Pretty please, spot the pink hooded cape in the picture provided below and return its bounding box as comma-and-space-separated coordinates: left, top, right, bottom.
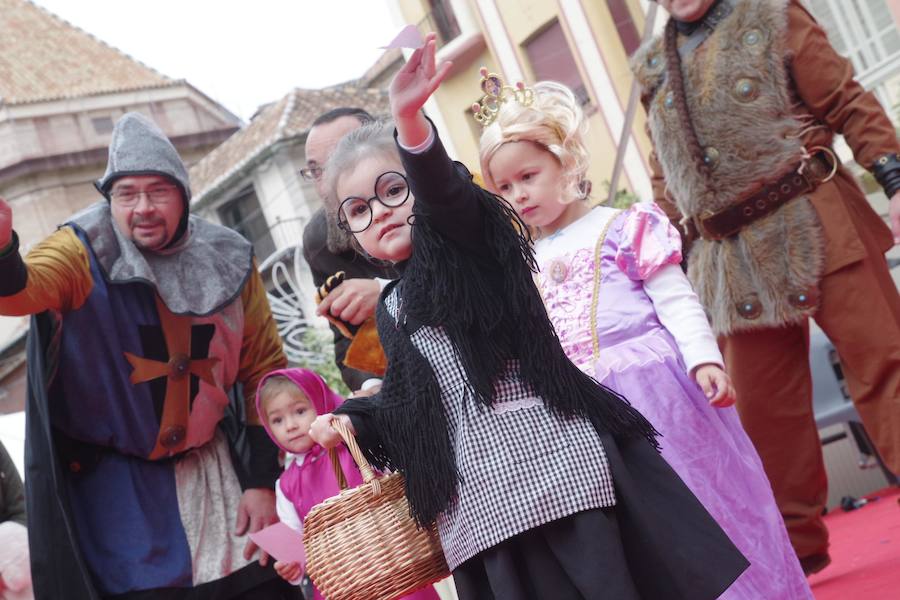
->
255, 368, 364, 522
255, 369, 442, 600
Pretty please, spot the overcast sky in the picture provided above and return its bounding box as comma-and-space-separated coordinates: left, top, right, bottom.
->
31, 0, 402, 121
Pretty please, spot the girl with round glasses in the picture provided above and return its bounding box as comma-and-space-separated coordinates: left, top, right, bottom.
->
308, 33, 748, 599
337, 171, 410, 234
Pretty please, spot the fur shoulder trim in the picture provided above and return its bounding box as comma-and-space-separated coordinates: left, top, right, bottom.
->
630, 35, 665, 100
720, 0, 790, 46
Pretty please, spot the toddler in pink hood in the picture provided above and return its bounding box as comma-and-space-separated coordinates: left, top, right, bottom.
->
256, 368, 440, 599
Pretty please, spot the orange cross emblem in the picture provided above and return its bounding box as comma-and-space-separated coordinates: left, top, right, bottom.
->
124, 296, 220, 459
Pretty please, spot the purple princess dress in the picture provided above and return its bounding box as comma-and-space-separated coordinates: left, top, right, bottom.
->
535, 203, 811, 600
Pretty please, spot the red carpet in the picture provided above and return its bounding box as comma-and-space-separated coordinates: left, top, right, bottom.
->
809, 487, 900, 599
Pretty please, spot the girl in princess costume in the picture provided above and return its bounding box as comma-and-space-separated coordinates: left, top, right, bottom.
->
255, 368, 440, 600
478, 78, 812, 599
308, 34, 749, 599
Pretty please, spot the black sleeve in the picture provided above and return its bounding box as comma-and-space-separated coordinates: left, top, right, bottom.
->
0, 441, 25, 526
302, 216, 330, 290
396, 122, 489, 253
302, 216, 382, 390
0, 232, 28, 297
333, 396, 382, 453
243, 426, 281, 489
219, 385, 280, 490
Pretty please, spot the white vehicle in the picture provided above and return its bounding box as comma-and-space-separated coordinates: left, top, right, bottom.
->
811, 326, 898, 486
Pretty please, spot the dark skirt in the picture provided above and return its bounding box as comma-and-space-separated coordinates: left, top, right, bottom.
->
104, 564, 299, 600
454, 507, 641, 600
452, 434, 749, 600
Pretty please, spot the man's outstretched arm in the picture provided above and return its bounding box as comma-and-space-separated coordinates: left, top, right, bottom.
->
0, 197, 91, 315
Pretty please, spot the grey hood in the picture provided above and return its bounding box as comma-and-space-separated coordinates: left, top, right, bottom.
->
82, 112, 254, 315
95, 112, 191, 201
68, 202, 254, 316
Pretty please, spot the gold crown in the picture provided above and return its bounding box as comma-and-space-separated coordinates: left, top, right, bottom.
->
471, 67, 535, 128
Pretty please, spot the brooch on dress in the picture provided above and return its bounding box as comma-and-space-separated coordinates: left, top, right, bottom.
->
548, 259, 568, 283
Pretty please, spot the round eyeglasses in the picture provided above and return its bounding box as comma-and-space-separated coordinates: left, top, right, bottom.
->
110, 184, 179, 207
338, 171, 410, 233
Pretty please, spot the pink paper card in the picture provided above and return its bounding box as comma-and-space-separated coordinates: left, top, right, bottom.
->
249, 522, 306, 566
381, 24, 425, 49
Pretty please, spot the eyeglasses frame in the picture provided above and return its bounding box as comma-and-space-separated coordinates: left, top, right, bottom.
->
337, 171, 411, 233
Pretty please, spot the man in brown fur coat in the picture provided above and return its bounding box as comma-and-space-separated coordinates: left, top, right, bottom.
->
632, 0, 900, 575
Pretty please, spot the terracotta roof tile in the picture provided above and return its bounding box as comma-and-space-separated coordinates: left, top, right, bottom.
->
190, 83, 390, 204
0, 0, 174, 105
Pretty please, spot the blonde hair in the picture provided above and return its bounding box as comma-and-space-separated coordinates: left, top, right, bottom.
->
479, 81, 590, 204
259, 376, 305, 411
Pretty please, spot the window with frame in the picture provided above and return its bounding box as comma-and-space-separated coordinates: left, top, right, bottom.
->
523, 20, 591, 106
807, 0, 900, 122
606, 0, 641, 56
425, 0, 461, 46
218, 187, 276, 260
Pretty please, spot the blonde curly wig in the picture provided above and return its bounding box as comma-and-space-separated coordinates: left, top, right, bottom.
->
479, 81, 590, 204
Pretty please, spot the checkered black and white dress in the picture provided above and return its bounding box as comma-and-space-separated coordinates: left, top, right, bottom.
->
384, 290, 616, 570
333, 125, 748, 598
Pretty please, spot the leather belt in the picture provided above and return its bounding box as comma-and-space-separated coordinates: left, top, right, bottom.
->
687, 150, 837, 241
54, 427, 179, 476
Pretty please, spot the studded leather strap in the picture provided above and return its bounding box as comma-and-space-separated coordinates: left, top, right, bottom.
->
689, 151, 836, 241
872, 153, 900, 198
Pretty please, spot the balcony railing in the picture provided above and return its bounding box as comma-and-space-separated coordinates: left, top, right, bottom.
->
259, 243, 323, 366
265, 216, 307, 253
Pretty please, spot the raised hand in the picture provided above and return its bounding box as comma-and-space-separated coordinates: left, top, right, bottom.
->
0, 197, 12, 249
389, 32, 453, 148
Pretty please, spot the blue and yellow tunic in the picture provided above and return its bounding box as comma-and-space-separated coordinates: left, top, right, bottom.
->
0, 216, 286, 596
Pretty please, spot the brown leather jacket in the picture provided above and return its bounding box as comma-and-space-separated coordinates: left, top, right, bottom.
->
648, 0, 899, 273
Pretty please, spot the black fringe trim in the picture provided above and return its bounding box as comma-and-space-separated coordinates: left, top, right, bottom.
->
341, 172, 659, 527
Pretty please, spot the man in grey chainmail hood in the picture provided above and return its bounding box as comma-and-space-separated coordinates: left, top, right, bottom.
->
95, 111, 193, 250
0, 112, 296, 598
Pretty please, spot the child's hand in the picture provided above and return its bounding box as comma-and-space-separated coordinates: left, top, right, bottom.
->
350, 383, 382, 398
274, 560, 302, 583
390, 32, 453, 147
308, 413, 355, 448
390, 32, 453, 119
693, 364, 736, 408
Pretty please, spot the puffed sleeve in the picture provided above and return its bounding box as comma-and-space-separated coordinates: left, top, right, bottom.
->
615, 202, 683, 280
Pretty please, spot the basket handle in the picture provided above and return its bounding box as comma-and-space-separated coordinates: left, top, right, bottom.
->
328, 447, 349, 490
328, 417, 382, 496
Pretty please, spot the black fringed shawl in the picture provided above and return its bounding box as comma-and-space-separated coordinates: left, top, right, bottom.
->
336, 126, 659, 527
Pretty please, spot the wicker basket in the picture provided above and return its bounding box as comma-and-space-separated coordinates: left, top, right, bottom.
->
303, 418, 450, 600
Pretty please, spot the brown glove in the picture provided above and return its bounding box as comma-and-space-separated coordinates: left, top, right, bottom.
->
315, 271, 387, 376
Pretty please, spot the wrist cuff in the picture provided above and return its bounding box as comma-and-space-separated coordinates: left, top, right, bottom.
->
872, 153, 900, 198
0, 232, 28, 297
